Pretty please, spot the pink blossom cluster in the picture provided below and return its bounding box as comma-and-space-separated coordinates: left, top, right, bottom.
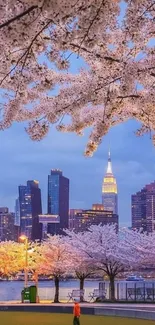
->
0, 0, 154, 155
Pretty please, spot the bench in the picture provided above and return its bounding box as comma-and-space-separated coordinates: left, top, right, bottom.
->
127, 287, 144, 300
88, 288, 106, 302
67, 289, 85, 302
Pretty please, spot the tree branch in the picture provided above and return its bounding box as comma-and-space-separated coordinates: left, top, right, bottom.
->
78, 0, 105, 52
70, 43, 120, 62
117, 94, 140, 99
0, 6, 38, 30
0, 19, 53, 86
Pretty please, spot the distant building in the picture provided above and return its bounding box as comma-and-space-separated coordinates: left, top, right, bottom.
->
39, 214, 60, 238
0, 207, 8, 214
102, 150, 118, 215
74, 205, 118, 232
0, 207, 15, 241
14, 225, 20, 242
92, 204, 104, 211
69, 209, 83, 230
132, 181, 155, 232
15, 198, 20, 226
47, 169, 69, 234
18, 180, 42, 240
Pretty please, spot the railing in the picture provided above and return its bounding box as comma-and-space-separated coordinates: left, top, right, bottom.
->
99, 281, 155, 301
0, 280, 155, 302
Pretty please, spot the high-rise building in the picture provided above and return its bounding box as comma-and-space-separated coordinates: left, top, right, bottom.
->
74, 205, 118, 232
132, 181, 155, 233
102, 150, 118, 214
0, 207, 15, 241
18, 180, 42, 240
47, 169, 69, 234
15, 198, 20, 226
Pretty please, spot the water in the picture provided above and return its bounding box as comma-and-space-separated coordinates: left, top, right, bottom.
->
1, 279, 155, 301
0, 280, 99, 301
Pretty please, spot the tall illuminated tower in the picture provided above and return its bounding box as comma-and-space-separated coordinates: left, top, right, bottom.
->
102, 150, 118, 214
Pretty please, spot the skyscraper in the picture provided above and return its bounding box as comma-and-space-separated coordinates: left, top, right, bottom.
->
102, 150, 118, 214
47, 169, 69, 234
18, 180, 42, 240
0, 207, 15, 241
15, 198, 20, 226
132, 181, 155, 233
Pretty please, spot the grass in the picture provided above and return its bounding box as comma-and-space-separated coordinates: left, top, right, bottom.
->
0, 312, 153, 325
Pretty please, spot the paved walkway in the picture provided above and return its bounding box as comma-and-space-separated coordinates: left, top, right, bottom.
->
1, 302, 155, 320
0, 302, 155, 310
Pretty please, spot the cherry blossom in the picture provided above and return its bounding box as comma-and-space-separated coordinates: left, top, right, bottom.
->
0, 1, 154, 155
120, 228, 155, 273
0, 241, 25, 277
41, 235, 74, 302
65, 225, 138, 300
64, 230, 97, 301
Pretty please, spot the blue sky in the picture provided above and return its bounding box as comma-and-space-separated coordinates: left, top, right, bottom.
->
1, 0, 155, 227
0, 119, 155, 227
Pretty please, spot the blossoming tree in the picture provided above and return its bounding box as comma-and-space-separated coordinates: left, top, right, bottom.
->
42, 235, 73, 303
25, 241, 45, 301
0, 241, 24, 278
120, 228, 155, 274
65, 230, 98, 301
0, 1, 154, 155
66, 224, 137, 301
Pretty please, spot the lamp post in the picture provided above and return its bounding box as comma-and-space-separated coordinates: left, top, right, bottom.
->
19, 235, 28, 288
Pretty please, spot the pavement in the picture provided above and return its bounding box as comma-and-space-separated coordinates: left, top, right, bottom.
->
1, 301, 155, 320
0, 301, 155, 310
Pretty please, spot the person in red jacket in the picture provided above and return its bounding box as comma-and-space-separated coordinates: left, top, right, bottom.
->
73, 299, 81, 325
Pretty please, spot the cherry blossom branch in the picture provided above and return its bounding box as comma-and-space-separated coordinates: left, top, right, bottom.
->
0, 20, 53, 85
0, 6, 38, 30
78, 0, 105, 51
70, 42, 121, 62
117, 94, 141, 99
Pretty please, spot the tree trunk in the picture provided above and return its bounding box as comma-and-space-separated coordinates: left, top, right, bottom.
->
35, 272, 40, 303
79, 277, 84, 302
109, 275, 115, 301
54, 276, 59, 303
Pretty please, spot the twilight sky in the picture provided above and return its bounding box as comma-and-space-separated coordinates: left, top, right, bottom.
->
0, 1, 155, 227
0, 119, 155, 227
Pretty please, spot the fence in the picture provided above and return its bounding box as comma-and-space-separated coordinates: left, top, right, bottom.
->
0, 280, 155, 302
99, 281, 155, 301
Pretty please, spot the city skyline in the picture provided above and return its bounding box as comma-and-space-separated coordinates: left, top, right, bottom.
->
0, 120, 155, 227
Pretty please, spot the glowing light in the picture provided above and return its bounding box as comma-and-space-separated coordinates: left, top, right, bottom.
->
34, 180, 39, 184
19, 235, 28, 241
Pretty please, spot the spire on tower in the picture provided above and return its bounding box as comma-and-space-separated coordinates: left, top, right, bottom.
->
102, 148, 118, 215
106, 149, 113, 174
108, 148, 111, 161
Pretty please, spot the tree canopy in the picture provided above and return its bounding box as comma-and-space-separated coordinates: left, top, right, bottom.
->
0, 1, 154, 155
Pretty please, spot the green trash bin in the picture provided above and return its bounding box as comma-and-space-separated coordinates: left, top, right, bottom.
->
21, 287, 30, 303
29, 285, 37, 303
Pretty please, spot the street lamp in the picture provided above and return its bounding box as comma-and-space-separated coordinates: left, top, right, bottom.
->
19, 235, 28, 288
